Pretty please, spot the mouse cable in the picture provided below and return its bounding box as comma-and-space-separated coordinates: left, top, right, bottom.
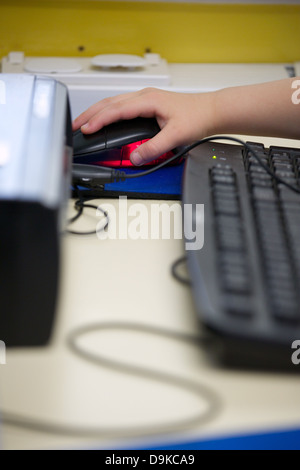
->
171, 255, 191, 286
72, 135, 300, 195
1, 321, 222, 440
65, 185, 109, 236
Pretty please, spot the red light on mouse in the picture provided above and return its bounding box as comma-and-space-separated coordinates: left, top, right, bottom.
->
93, 140, 182, 168
121, 140, 177, 167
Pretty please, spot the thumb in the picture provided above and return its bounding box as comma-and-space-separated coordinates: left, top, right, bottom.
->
130, 129, 176, 166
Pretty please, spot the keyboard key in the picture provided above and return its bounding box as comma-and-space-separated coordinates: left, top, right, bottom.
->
212, 163, 233, 172
219, 251, 248, 268
252, 187, 277, 201
273, 162, 293, 172
251, 179, 273, 189
220, 266, 252, 294
223, 293, 254, 317
271, 297, 300, 324
211, 174, 235, 185
248, 165, 268, 175
213, 197, 240, 216
213, 188, 238, 200
278, 185, 300, 202
270, 152, 291, 162
216, 229, 245, 252
222, 274, 251, 295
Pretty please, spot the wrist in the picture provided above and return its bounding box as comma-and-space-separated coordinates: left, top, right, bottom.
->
196, 90, 222, 138
208, 87, 232, 136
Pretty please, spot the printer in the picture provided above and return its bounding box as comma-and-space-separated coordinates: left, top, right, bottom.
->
0, 74, 72, 347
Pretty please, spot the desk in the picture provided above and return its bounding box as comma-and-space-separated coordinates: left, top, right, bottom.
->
0, 136, 300, 450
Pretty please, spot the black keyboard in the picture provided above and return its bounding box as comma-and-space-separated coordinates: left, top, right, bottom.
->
182, 140, 300, 370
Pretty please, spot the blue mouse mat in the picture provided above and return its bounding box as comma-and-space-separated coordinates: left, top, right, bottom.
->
71, 162, 185, 200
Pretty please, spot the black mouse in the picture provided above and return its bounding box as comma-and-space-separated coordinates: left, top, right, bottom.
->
73, 117, 163, 167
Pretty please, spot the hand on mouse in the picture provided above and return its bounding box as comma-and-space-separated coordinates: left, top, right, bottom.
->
72, 88, 217, 166
72, 78, 300, 166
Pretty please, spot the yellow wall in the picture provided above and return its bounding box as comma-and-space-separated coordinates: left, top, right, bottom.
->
0, 1, 299, 63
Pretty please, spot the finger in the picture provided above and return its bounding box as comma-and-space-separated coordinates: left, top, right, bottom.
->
72, 92, 138, 131
72, 100, 110, 131
81, 92, 159, 134
130, 124, 183, 166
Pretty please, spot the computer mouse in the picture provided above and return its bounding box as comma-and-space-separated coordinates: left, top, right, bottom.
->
72, 117, 177, 167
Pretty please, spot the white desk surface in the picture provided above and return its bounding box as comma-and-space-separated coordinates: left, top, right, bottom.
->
1, 136, 300, 450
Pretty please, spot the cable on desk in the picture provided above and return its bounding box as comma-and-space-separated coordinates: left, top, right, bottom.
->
171, 255, 191, 286
66, 185, 109, 236
1, 322, 222, 439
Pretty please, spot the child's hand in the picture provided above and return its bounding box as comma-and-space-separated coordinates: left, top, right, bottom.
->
72, 78, 300, 165
72, 88, 216, 166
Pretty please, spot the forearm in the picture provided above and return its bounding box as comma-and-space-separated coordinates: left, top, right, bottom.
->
212, 78, 300, 140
